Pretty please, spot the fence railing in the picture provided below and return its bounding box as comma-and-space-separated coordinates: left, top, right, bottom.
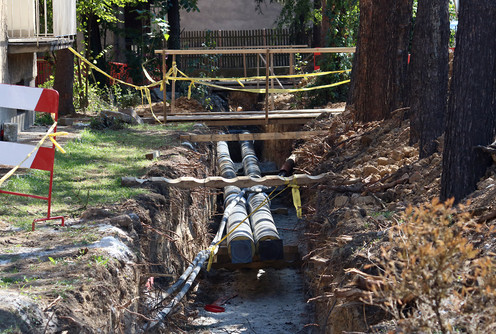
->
179, 28, 310, 75
6, 0, 76, 39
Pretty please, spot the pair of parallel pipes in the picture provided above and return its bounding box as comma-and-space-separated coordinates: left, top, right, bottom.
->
217, 138, 283, 263
147, 136, 286, 327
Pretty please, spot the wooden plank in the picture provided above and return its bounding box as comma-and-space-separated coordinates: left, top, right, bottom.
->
121, 172, 330, 189
212, 245, 301, 270
155, 47, 356, 56
165, 108, 344, 116
179, 131, 327, 142
165, 112, 329, 121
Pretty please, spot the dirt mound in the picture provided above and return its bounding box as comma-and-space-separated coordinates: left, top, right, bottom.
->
295, 108, 496, 332
134, 97, 206, 119
0, 138, 214, 333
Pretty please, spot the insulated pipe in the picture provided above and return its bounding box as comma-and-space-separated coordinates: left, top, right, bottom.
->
247, 192, 283, 260
226, 196, 255, 263
147, 189, 247, 330
217, 140, 237, 179
240, 139, 262, 178
279, 153, 296, 177
217, 140, 255, 263
240, 138, 283, 261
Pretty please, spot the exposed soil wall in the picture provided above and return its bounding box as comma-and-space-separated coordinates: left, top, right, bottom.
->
0, 143, 216, 333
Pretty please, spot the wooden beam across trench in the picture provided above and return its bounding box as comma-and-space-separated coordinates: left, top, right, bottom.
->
121, 173, 329, 189
180, 130, 326, 143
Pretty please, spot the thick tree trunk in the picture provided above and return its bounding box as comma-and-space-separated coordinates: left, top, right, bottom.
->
167, 0, 180, 70
53, 48, 75, 116
348, 0, 413, 122
168, 0, 181, 50
408, 0, 450, 157
440, 0, 496, 202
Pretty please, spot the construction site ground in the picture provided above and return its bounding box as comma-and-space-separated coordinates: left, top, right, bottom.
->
1, 94, 496, 333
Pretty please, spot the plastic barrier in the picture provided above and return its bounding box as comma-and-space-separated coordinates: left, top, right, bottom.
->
0, 84, 64, 230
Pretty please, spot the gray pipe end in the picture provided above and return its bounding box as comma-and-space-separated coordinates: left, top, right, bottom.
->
258, 239, 284, 261
230, 239, 254, 263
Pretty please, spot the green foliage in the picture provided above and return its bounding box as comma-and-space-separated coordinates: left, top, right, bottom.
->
368, 198, 496, 333
0, 126, 179, 228
34, 112, 55, 126
188, 34, 220, 111
90, 255, 109, 267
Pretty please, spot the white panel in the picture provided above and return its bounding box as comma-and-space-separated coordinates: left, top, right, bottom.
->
53, 0, 77, 36
0, 142, 37, 168
6, 0, 36, 38
0, 84, 43, 111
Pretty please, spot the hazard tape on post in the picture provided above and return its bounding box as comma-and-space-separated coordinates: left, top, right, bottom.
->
0, 123, 67, 188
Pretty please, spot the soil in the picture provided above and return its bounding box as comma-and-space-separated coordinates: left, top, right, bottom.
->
293, 108, 496, 332
0, 123, 214, 333
3, 93, 496, 333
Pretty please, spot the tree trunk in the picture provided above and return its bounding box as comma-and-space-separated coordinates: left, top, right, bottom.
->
348, 0, 413, 122
408, 0, 450, 157
0, 0, 9, 83
87, 14, 106, 86
168, 0, 181, 50
53, 48, 75, 117
167, 0, 180, 69
440, 0, 496, 202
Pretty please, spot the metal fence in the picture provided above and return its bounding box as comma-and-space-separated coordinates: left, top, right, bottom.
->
179, 28, 310, 75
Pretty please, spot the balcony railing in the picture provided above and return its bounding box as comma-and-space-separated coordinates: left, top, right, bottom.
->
7, 0, 76, 40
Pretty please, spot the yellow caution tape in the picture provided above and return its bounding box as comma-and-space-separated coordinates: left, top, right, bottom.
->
288, 179, 302, 219
0, 122, 66, 187
68, 47, 163, 124
69, 46, 350, 120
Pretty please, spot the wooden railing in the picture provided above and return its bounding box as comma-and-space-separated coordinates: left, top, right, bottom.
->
155, 47, 356, 123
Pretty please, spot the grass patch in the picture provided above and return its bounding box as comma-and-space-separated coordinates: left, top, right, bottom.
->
0, 124, 189, 229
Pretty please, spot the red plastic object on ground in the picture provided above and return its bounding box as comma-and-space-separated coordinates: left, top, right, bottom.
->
204, 294, 238, 313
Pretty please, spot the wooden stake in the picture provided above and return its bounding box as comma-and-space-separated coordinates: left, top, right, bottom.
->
265, 49, 270, 124
162, 52, 167, 123
171, 54, 176, 115
270, 53, 275, 111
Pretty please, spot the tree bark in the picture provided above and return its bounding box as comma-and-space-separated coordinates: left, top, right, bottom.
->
53, 49, 75, 117
348, 0, 413, 122
440, 0, 496, 202
168, 0, 181, 50
408, 0, 450, 157
87, 13, 106, 86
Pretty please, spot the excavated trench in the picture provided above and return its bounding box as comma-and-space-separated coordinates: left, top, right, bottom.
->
135, 126, 314, 333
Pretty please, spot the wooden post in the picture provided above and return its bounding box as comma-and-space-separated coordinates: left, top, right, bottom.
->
171, 54, 176, 115
270, 53, 275, 110
265, 49, 270, 124
257, 53, 260, 90
243, 53, 247, 78
162, 51, 167, 123
289, 52, 295, 87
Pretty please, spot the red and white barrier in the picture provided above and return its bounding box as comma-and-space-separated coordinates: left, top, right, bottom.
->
0, 83, 64, 230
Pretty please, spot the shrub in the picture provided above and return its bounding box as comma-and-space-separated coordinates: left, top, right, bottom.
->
368, 198, 496, 333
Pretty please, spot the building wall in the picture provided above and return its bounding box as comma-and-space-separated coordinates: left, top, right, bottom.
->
180, 0, 282, 31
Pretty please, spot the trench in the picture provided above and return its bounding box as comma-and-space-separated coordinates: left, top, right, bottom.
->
142, 123, 314, 333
